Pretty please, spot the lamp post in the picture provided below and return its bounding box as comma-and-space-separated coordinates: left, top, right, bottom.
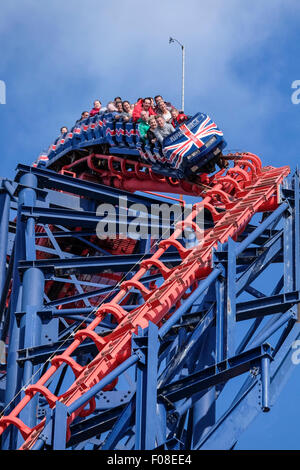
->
169, 37, 185, 112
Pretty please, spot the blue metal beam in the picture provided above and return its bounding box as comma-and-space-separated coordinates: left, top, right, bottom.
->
236, 232, 283, 296
133, 322, 159, 450
21, 206, 175, 233
15, 164, 182, 209
18, 252, 182, 276
197, 322, 300, 450
236, 290, 300, 320
158, 344, 273, 404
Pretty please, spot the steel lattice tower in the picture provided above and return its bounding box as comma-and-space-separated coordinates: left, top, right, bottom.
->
0, 151, 299, 450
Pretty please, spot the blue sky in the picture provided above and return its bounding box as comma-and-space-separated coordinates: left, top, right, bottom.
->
1, 0, 300, 449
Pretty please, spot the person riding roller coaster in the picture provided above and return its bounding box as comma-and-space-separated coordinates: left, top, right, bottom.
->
36, 96, 229, 181
138, 112, 228, 179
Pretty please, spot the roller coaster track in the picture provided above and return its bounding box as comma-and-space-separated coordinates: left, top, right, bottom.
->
0, 151, 290, 449
49, 151, 217, 197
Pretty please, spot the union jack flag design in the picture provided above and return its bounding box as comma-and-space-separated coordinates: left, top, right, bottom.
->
163, 113, 223, 170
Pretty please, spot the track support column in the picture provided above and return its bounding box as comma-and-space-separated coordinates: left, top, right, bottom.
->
133, 322, 159, 450
53, 401, 68, 450
215, 238, 236, 361
17, 173, 45, 442
260, 355, 270, 412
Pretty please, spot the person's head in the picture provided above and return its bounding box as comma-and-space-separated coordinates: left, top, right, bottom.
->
93, 100, 101, 109
60, 126, 68, 134
158, 101, 167, 112
155, 95, 163, 105
171, 108, 179, 119
107, 101, 117, 112
116, 101, 123, 112
142, 97, 152, 111
156, 116, 165, 128
81, 111, 89, 119
122, 100, 131, 113
114, 96, 122, 103
140, 110, 149, 122
149, 116, 157, 129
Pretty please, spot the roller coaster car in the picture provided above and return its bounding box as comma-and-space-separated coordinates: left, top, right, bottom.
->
149, 112, 227, 180
37, 111, 227, 182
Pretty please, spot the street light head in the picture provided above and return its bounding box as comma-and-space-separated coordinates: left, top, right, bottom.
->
169, 37, 174, 44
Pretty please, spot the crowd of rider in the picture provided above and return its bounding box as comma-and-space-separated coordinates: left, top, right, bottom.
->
59, 95, 190, 147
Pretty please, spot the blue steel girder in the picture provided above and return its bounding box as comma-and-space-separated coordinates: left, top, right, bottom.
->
236, 291, 300, 320
197, 319, 300, 449
17, 252, 182, 277
14, 164, 185, 210
157, 343, 273, 405
21, 205, 177, 233
42, 273, 162, 309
